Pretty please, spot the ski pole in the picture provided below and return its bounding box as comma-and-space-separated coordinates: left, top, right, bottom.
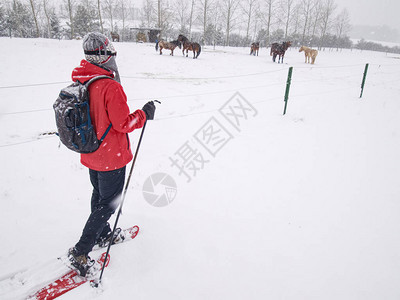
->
92, 122, 146, 287
93, 101, 160, 288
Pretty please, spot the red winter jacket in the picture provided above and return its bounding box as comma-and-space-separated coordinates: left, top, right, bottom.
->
71, 60, 146, 171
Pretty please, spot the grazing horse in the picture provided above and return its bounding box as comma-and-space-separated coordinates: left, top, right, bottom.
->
299, 46, 318, 64
270, 41, 292, 63
250, 42, 260, 56
155, 40, 181, 56
177, 34, 201, 59
111, 32, 120, 42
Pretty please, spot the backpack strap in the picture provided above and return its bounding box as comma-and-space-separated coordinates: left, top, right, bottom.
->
100, 123, 113, 143
85, 75, 114, 144
85, 75, 113, 88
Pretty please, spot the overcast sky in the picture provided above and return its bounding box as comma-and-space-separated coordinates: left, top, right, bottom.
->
334, 0, 400, 30
52, 0, 400, 31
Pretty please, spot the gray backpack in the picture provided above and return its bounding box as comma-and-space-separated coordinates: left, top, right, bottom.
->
53, 76, 112, 153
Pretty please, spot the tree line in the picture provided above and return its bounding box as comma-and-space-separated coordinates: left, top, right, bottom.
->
0, 0, 399, 54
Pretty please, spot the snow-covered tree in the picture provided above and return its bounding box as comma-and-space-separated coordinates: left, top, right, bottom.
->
0, 3, 8, 36
8, 0, 34, 38
28, 0, 40, 37
73, 3, 99, 38
62, 0, 76, 39
43, 0, 61, 39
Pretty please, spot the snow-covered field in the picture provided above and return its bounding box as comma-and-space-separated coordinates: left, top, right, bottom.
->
0, 37, 400, 299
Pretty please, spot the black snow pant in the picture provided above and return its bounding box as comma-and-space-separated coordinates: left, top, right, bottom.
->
75, 166, 126, 255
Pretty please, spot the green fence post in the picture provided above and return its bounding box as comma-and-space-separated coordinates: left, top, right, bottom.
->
360, 63, 369, 98
283, 67, 293, 115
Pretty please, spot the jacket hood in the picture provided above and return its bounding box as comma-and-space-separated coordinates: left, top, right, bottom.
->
71, 60, 114, 84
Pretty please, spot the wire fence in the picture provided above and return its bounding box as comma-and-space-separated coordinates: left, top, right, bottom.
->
0, 62, 399, 148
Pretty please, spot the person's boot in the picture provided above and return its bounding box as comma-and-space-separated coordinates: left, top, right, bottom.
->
96, 228, 126, 248
67, 247, 95, 277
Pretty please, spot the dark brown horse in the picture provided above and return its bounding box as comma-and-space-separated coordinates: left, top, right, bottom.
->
184, 42, 201, 59
270, 41, 292, 63
155, 40, 181, 56
250, 42, 260, 56
177, 34, 201, 59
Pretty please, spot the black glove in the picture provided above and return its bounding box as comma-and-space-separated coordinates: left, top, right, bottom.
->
142, 101, 156, 120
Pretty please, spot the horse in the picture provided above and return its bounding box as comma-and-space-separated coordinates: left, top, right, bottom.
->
155, 40, 181, 56
111, 32, 120, 42
177, 34, 189, 53
177, 34, 201, 59
299, 46, 318, 64
250, 42, 260, 56
184, 42, 201, 59
270, 41, 292, 63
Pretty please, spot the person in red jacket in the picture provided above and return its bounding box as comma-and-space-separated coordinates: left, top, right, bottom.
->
67, 32, 156, 276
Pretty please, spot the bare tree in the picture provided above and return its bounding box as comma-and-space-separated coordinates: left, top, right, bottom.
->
319, 0, 337, 49
260, 0, 276, 46
299, 0, 314, 44
198, 0, 213, 43
241, 0, 258, 43
201, 0, 222, 46
156, 0, 174, 38
222, 0, 240, 46
211, 1, 223, 48
140, 0, 155, 27
279, 0, 295, 39
310, 0, 322, 37
157, 0, 161, 29
252, 14, 260, 42
104, 0, 117, 33
174, 0, 189, 32
334, 8, 351, 50
29, 0, 40, 37
97, 0, 104, 33
117, 0, 131, 41
188, 0, 195, 39
290, 3, 301, 36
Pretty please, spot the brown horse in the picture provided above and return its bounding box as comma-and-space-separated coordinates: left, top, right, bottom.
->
155, 40, 181, 56
184, 42, 201, 59
177, 34, 201, 59
270, 41, 292, 63
111, 32, 120, 42
299, 46, 318, 64
250, 42, 260, 56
